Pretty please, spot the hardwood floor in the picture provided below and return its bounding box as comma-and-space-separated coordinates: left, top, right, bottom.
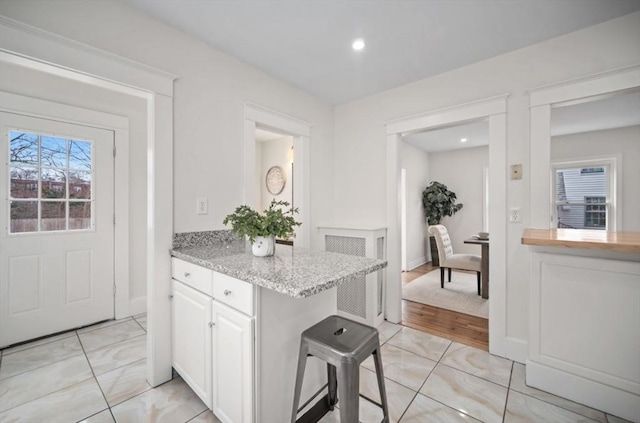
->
401, 262, 489, 351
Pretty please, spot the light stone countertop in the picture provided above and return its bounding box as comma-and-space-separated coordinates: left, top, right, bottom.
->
170, 237, 387, 298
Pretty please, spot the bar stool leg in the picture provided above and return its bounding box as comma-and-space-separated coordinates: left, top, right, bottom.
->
372, 348, 390, 423
337, 362, 360, 423
291, 342, 309, 423
327, 364, 337, 410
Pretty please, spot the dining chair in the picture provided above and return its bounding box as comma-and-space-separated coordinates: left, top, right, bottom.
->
428, 225, 482, 295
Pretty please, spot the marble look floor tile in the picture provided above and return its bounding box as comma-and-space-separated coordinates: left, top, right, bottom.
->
0, 335, 83, 380
505, 390, 601, 423
0, 354, 92, 412
0, 378, 107, 423
606, 415, 633, 423
188, 410, 223, 423
400, 393, 481, 422
77, 317, 133, 335
96, 359, 151, 406
387, 327, 451, 362
134, 314, 148, 331
359, 366, 416, 423
440, 342, 513, 387
361, 344, 436, 391
78, 409, 116, 423
1, 331, 76, 356
87, 334, 146, 375
510, 363, 607, 423
420, 364, 507, 423
377, 320, 402, 345
79, 320, 146, 352
111, 377, 207, 423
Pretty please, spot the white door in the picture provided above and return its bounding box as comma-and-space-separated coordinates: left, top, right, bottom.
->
171, 279, 212, 408
212, 300, 254, 423
0, 112, 115, 347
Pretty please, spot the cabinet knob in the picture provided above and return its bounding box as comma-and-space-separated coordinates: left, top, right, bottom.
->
224, 290, 232, 296
169, 294, 173, 299
209, 322, 215, 327
184, 272, 190, 277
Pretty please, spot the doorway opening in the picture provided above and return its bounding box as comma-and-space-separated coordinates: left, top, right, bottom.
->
385, 94, 508, 357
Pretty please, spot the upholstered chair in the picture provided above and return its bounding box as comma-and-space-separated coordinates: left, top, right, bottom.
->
428, 225, 482, 295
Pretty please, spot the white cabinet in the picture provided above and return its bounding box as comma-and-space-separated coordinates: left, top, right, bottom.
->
212, 300, 254, 423
171, 279, 212, 408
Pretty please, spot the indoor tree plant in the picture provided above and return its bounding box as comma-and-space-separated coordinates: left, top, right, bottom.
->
422, 181, 463, 266
223, 199, 301, 257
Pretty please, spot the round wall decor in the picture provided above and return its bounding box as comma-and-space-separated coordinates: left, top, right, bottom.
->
265, 166, 286, 195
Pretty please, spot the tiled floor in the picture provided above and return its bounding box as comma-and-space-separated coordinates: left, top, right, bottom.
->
0, 317, 630, 423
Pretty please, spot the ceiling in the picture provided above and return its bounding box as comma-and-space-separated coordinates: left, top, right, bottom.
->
119, 0, 640, 105
404, 89, 640, 153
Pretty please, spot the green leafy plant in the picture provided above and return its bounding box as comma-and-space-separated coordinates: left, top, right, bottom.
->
422, 181, 463, 226
223, 200, 301, 243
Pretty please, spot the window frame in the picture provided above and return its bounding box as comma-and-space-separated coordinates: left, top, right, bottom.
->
551, 156, 619, 231
7, 128, 95, 235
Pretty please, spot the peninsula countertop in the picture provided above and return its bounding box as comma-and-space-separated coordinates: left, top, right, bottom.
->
521, 228, 640, 254
170, 234, 387, 298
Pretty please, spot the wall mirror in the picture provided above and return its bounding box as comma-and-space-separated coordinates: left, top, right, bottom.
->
529, 65, 640, 231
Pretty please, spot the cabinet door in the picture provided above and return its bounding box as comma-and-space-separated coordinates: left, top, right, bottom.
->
171, 280, 212, 408
212, 300, 254, 423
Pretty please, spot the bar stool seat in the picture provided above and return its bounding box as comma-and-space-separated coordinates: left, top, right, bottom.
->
291, 315, 390, 423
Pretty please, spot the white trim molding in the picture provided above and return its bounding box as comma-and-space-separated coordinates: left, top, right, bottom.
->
385, 94, 509, 358
0, 17, 177, 387
243, 103, 312, 248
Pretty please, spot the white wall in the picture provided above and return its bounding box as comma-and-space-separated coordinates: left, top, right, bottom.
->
428, 146, 488, 255
0, 0, 335, 312
399, 142, 429, 270
260, 136, 293, 212
333, 12, 640, 354
0, 0, 335, 244
552, 125, 640, 232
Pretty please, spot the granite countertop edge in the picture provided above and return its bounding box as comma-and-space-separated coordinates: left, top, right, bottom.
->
170, 243, 387, 298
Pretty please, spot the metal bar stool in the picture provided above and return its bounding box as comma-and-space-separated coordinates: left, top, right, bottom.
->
291, 315, 390, 423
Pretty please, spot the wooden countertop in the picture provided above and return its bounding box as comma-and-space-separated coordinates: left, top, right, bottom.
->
522, 229, 640, 253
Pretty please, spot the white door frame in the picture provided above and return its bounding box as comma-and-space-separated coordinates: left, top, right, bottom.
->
244, 103, 311, 247
529, 64, 640, 229
0, 17, 177, 387
0, 91, 129, 319
385, 94, 509, 357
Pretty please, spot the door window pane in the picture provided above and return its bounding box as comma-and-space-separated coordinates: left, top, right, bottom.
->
69, 171, 91, 199
10, 201, 38, 233
40, 136, 68, 168
41, 202, 66, 231
69, 140, 92, 170
41, 168, 66, 199
9, 131, 38, 165
10, 166, 38, 198
69, 202, 91, 230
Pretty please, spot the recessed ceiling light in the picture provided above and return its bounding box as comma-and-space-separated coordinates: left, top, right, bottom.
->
352, 39, 365, 51
460, 138, 468, 143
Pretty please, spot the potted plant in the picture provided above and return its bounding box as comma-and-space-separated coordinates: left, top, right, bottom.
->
223, 200, 301, 257
422, 181, 463, 266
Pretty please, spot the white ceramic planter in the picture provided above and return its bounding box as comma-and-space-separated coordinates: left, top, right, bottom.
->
252, 236, 275, 257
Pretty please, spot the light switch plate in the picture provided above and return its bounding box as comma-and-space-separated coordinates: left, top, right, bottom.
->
196, 197, 208, 215
510, 164, 523, 180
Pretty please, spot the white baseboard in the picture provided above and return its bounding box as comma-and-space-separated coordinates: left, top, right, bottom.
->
505, 337, 528, 364
407, 256, 427, 271
526, 360, 639, 422
129, 296, 147, 316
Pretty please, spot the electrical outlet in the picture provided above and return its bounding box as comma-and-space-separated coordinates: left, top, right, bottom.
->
510, 164, 523, 180
196, 197, 208, 215
510, 207, 522, 223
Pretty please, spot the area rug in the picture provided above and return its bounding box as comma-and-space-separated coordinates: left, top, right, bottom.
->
402, 269, 488, 318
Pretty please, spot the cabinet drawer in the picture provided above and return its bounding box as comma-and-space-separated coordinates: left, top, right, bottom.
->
172, 258, 213, 297
213, 272, 254, 316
